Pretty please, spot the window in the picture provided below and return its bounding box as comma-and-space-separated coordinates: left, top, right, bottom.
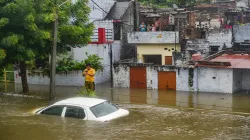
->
65, 106, 85, 119
90, 101, 119, 118
41, 106, 64, 116
201, 31, 206, 39
210, 46, 219, 55
114, 23, 121, 40
143, 55, 162, 65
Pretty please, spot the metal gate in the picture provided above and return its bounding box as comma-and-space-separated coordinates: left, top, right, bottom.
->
0, 70, 14, 83
158, 71, 176, 90
130, 67, 147, 89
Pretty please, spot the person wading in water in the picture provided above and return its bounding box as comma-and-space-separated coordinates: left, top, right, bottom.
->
82, 64, 96, 92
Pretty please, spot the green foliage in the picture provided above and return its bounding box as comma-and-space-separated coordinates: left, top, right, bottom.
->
0, 0, 93, 92
56, 54, 103, 73
0, 0, 93, 66
77, 87, 96, 97
188, 68, 194, 90
83, 53, 103, 71
0, 49, 6, 63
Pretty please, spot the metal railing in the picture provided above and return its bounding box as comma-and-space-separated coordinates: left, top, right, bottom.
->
90, 28, 114, 42
0, 69, 14, 83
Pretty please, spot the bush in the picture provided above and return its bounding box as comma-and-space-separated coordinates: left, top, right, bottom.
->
56, 53, 103, 73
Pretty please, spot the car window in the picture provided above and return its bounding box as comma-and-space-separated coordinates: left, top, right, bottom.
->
90, 101, 119, 118
65, 106, 85, 119
41, 106, 64, 116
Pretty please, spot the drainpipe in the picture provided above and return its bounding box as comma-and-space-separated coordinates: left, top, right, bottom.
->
196, 66, 199, 92
110, 43, 114, 102
110, 44, 113, 88
175, 28, 177, 66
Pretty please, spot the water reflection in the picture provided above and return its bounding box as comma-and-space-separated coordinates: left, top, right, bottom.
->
0, 95, 250, 140
1, 83, 250, 113
1, 84, 250, 139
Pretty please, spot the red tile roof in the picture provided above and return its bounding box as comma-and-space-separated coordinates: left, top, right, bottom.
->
197, 53, 250, 69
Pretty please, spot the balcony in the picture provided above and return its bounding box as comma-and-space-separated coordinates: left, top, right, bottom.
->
89, 28, 114, 44
127, 31, 179, 44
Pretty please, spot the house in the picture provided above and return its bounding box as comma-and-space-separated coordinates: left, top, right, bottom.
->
126, 6, 186, 65
182, 2, 237, 62
128, 31, 180, 65
177, 51, 250, 93
104, 0, 139, 59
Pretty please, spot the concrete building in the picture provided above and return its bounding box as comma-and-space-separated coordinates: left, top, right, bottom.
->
185, 29, 232, 61
87, 0, 115, 22
127, 31, 180, 65
177, 51, 250, 93
105, 0, 139, 59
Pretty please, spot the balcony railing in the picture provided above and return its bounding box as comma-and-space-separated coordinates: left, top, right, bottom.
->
90, 28, 114, 44
127, 31, 179, 44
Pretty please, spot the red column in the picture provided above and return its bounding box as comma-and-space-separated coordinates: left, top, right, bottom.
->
98, 28, 106, 44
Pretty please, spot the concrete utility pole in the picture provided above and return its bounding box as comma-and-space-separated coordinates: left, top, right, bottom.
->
50, 0, 71, 100
50, 0, 58, 100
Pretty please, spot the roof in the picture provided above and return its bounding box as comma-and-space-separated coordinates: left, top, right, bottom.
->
197, 52, 250, 69
54, 97, 106, 107
105, 1, 132, 20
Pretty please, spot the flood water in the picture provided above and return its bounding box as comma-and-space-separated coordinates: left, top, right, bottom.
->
0, 83, 250, 139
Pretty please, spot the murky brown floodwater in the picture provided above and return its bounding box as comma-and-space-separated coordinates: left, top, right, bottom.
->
0, 83, 250, 139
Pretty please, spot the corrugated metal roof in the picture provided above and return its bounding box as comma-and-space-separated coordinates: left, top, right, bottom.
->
197, 53, 250, 69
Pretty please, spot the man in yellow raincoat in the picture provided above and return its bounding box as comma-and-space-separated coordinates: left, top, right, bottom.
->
82, 64, 96, 91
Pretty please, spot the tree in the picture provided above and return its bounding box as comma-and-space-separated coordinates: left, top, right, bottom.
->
0, 0, 93, 93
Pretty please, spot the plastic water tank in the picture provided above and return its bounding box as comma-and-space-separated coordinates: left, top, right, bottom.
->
192, 54, 202, 61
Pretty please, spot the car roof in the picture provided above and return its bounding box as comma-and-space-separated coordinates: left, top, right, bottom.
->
53, 97, 107, 107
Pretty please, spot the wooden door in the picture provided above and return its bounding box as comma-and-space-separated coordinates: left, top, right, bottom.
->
130, 67, 146, 89
165, 56, 172, 65
158, 71, 176, 90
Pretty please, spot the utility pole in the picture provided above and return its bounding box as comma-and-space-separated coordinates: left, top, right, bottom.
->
50, 0, 59, 101
49, 0, 71, 100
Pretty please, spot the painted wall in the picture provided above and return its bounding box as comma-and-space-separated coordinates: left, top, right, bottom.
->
177, 67, 250, 93
233, 69, 242, 92
112, 64, 244, 94
137, 44, 181, 65
92, 20, 114, 42
146, 66, 158, 89
15, 42, 122, 86
88, 0, 115, 22
113, 64, 130, 88
113, 64, 177, 89
197, 67, 233, 93
176, 68, 198, 92
207, 30, 232, 48
186, 29, 232, 60
127, 31, 179, 44
233, 24, 250, 43
241, 69, 250, 90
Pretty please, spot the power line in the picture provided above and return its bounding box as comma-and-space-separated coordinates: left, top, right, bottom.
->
90, 0, 134, 27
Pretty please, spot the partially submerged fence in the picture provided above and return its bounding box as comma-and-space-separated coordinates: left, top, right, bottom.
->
0, 69, 14, 83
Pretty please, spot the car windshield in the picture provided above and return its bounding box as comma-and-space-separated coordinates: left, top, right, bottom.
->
90, 101, 119, 118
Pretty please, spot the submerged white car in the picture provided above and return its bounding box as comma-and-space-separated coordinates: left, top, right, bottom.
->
35, 97, 129, 122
